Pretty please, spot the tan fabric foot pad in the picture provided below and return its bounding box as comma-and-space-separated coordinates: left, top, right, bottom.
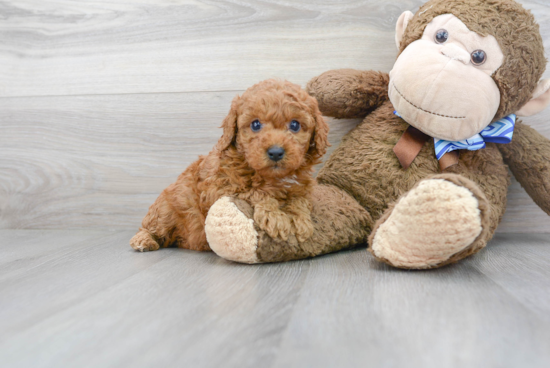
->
370, 178, 484, 269
205, 196, 260, 264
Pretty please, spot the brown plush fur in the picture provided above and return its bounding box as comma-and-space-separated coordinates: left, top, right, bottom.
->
306, 69, 390, 119
400, 0, 547, 121
498, 122, 550, 215
229, 0, 549, 268
317, 100, 510, 227
229, 184, 373, 263
130, 79, 329, 252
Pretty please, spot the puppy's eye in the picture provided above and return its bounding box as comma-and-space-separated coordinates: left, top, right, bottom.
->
471, 50, 487, 65
435, 29, 449, 44
250, 119, 262, 132
289, 120, 301, 133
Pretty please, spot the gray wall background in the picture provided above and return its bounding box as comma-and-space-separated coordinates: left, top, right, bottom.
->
1, 0, 549, 232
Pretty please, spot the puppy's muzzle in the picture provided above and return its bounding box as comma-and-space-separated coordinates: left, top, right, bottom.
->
267, 145, 285, 162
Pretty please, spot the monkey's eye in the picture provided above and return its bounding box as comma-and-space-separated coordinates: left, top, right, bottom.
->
250, 119, 263, 132
471, 50, 487, 66
435, 29, 449, 44
289, 120, 301, 133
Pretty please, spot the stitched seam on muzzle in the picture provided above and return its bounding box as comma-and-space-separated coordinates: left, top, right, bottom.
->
393, 83, 466, 119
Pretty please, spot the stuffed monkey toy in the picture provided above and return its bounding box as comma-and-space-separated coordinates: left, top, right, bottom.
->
205, 0, 550, 269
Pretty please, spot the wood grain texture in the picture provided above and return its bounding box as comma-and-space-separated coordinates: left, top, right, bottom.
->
0, 230, 309, 368
1, 230, 549, 367
0, 0, 424, 97
0, 229, 107, 278
1, 93, 549, 231
470, 233, 550, 322
0, 0, 547, 97
275, 251, 550, 368
0, 0, 549, 231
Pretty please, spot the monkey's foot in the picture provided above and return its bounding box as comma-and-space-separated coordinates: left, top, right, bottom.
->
130, 230, 160, 252
205, 197, 260, 264
369, 176, 489, 269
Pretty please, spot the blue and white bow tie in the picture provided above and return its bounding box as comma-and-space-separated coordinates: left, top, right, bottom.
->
393, 111, 516, 160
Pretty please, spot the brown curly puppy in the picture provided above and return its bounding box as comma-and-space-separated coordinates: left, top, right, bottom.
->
130, 79, 329, 252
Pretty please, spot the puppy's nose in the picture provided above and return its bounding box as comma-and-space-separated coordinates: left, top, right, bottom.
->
267, 146, 285, 162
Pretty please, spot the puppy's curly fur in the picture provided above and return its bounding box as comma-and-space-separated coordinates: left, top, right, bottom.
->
130, 79, 329, 252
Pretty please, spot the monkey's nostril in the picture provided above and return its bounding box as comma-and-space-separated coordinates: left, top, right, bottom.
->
267, 146, 285, 162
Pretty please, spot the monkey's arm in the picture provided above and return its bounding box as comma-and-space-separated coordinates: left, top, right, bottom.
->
306, 69, 390, 119
498, 121, 550, 215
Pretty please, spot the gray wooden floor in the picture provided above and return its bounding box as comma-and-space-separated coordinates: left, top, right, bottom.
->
1, 1, 550, 367
1, 230, 549, 368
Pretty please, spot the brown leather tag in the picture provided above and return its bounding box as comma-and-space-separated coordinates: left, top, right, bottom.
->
439, 151, 459, 171
393, 126, 430, 169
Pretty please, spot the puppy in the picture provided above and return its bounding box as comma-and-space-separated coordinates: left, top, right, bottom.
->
130, 79, 329, 252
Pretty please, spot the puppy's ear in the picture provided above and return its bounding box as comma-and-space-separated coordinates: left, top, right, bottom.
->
216, 97, 240, 151
307, 105, 330, 161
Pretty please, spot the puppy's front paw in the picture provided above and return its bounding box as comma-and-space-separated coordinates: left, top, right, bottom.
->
254, 208, 292, 241
292, 215, 314, 243
130, 230, 160, 252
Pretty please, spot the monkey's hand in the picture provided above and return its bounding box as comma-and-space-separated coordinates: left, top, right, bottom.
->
499, 121, 550, 215
306, 69, 389, 119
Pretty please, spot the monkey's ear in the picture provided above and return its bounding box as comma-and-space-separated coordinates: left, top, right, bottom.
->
216, 98, 240, 151
517, 79, 550, 117
395, 11, 414, 50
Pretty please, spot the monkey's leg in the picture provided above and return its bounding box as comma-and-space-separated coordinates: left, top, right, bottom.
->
368, 173, 505, 269
204, 184, 373, 264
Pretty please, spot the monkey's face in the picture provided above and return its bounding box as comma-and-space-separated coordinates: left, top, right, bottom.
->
389, 14, 504, 141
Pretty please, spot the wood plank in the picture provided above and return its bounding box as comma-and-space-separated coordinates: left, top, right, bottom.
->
469, 233, 550, 322
0, 229, 107, 277
0, 92, 231, 229
274, 248, 550, 368
0, 230, 309, 368
1, 0, 548, 98
1, 93, 549, 231
1, 231, 549, 367
0, 231, 172, 338
500, 181, 550, 233
0, 0, 423, 97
